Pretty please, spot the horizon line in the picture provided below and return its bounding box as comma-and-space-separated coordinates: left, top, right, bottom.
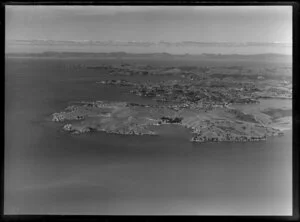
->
6, 39, 293, 47
5, 51, 293, 57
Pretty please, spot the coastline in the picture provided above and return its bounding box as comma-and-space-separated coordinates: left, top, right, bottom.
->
50, 100, 292, 144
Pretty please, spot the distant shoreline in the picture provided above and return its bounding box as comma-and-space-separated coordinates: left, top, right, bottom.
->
5, 52, 292, 62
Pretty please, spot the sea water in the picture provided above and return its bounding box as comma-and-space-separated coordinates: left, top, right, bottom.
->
5, 58, 292, 215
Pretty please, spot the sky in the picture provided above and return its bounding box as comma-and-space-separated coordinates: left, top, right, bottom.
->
5, 5, 292, 43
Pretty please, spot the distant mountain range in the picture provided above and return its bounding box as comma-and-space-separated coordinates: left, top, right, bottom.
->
7, 39, 292, 47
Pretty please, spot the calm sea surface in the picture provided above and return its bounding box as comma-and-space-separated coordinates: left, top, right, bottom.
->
5, 58, 292, 215
6, 44, 292, 55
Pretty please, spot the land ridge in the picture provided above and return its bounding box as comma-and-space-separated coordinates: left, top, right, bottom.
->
5, 51, 292, 60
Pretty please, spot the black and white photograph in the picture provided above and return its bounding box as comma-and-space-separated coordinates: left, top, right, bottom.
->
4, 5, 293, 215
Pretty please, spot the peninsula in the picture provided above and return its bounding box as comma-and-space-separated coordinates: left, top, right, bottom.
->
49, 53, 292, 143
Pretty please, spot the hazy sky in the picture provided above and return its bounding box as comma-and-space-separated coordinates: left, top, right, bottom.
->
6, 5, 292, 43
